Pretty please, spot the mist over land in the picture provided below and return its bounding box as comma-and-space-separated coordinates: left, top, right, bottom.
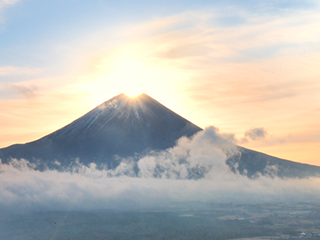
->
1, 94, 320, 240
1, 127, 320, 213
1, 128, 320, 240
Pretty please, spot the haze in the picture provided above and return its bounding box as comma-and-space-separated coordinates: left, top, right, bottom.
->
2, 127, 320, 213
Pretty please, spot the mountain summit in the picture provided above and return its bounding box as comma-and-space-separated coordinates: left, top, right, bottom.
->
0, 93, 201, 168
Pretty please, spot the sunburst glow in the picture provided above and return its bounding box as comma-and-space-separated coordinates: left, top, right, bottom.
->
112, 60, 150, 97
77, 52, 191, 107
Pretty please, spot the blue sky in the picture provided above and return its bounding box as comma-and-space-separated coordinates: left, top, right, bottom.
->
1, 0, 317, 69
0, 0, 320, 165
0, 0, 316, 63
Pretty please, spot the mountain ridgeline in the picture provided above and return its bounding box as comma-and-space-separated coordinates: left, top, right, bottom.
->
0, 94, 201, 169
0, 93, 319, 178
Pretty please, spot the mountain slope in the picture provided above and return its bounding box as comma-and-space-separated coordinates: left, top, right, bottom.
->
0, 93, 201, 169
227, 147, 320, 178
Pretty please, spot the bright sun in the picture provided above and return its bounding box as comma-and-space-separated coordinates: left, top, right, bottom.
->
86, 55, 189, 106
123, 91, 142, 98
114, 61, 149, 97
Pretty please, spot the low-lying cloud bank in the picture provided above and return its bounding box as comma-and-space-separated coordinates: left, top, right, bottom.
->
1, 127, 320, 212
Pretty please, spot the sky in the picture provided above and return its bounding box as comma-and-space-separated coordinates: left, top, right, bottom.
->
0, 0, 319, 166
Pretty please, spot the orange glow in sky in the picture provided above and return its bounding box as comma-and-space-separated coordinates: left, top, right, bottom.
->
0, 5, 320, 166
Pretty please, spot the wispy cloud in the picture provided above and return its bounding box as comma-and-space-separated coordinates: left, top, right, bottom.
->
0, 66, 42, 77
241, 127, 268, 143
0, 0, 18, 8
0, 67, 42, 99
0, 0, 19, 23
0, 83, 37, 99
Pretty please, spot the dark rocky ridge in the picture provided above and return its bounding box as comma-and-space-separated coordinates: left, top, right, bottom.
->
0, 93, 319, 178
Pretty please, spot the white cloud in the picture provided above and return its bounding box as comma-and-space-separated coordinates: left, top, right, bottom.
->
0, 0, 18, 7
0, 127, 320, 213
0, 66, 41, 76
0, 0, 19, 24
